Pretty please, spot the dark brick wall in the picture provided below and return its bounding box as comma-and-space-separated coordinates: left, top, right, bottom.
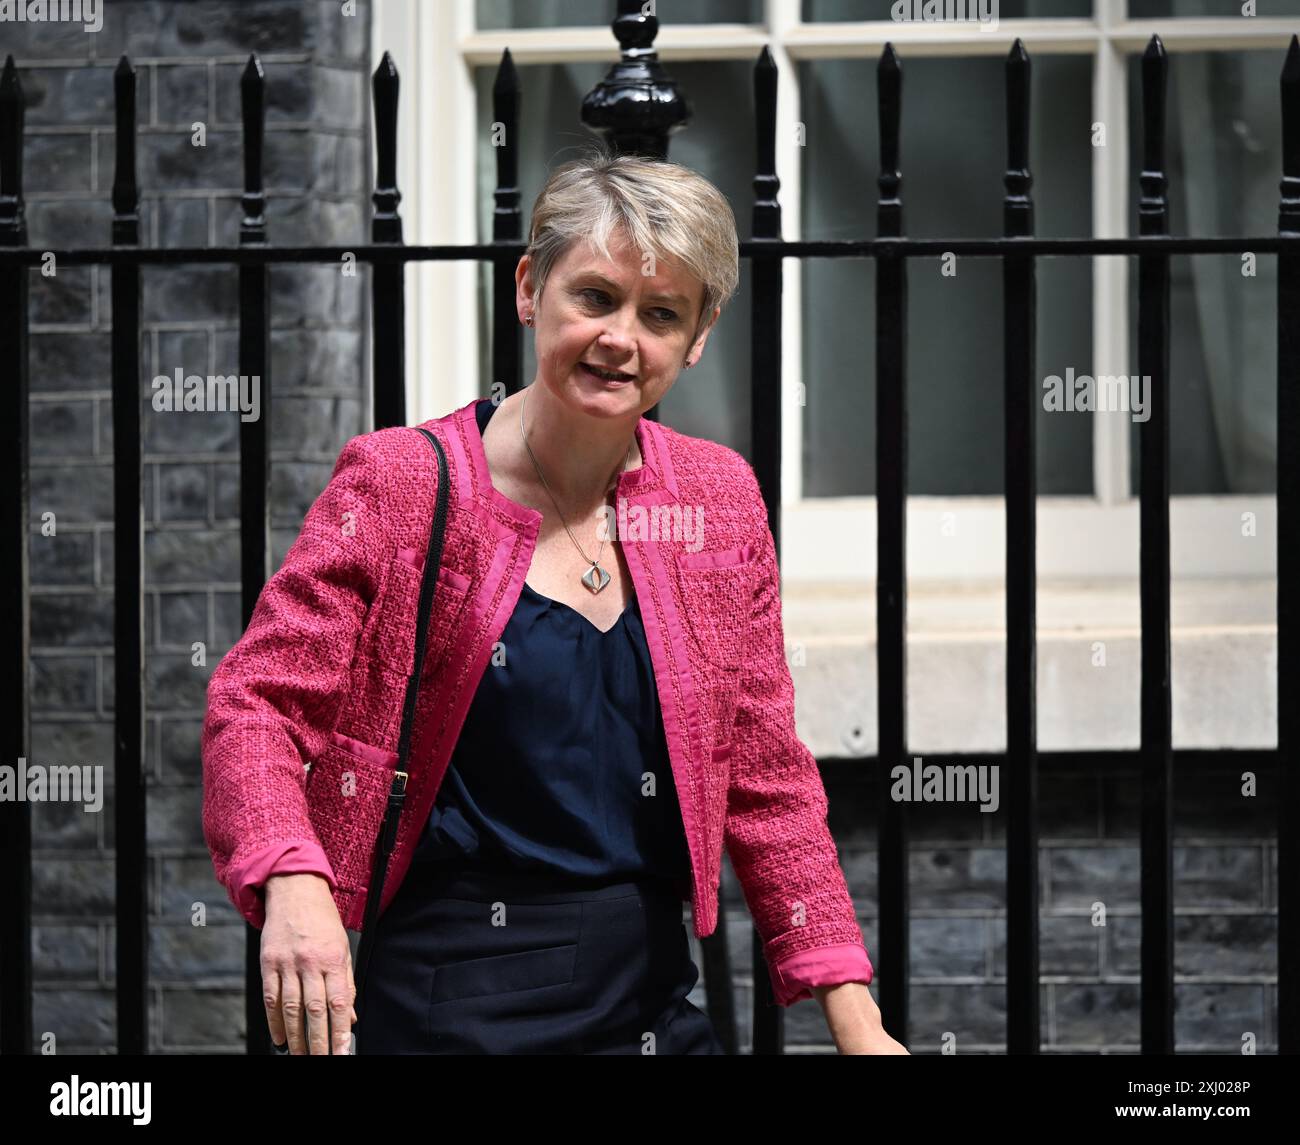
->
716, 762, 1278, 1054
13, 0, 372, 1052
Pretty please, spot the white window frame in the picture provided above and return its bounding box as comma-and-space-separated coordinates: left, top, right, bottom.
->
377, 0, 1288, 582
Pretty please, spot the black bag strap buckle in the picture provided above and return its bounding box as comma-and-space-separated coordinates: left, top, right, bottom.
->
379, 771, 409, 854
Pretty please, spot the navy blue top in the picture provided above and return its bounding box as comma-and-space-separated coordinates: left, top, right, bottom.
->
411, 398, 692, 891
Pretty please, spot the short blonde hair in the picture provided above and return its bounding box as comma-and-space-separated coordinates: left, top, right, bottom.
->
524, 146, 740, 348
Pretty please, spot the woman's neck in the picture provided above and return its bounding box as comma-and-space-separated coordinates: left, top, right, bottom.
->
500, 384, 642, 509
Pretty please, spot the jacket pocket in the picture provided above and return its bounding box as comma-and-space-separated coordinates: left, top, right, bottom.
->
372, 546, 472, 678
304, 731, 400, 894
674, 543, 756, 671
676, 542, 755, 572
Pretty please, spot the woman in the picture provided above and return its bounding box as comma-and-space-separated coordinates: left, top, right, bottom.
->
201, 148, 907, 1055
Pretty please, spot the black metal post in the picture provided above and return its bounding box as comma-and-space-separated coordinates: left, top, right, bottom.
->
1002, 38, 1040, 1056
238, 53, 274, 1056
875, 42, 910, 1049
1136, 35, 1175, 1056
747, 44, 783, 1058
0, 52, 32, 1057
110, 54, 147, 1056
1277, 33, 1299, 1056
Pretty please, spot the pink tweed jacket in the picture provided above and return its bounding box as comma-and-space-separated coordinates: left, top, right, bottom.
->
200, 397, 873, 1007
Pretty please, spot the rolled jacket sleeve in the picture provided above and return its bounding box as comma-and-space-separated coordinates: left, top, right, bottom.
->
771, 943, 875, 1008
231, 840, 339, 927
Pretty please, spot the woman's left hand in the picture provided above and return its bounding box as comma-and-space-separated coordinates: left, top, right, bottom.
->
813, 981, 911, 1054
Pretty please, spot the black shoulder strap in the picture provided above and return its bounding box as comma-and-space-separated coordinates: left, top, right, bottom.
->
353, 426, 450, 1029
396, 427, 451, 767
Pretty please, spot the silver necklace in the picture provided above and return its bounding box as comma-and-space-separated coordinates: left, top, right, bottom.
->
519, 386, 633, 595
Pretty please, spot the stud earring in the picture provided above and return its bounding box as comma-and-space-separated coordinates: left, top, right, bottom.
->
524, 313, 534, 327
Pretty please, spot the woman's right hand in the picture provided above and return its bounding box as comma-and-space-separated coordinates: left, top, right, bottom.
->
260, 873, 357, 1055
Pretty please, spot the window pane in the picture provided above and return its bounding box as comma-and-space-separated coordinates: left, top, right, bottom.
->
799, 54, 1094, 496
473, 61, 757, 449
1125, 50, 1281, 496
1131, 0, 1300, 15
476, 0, 763, 30
801, 1, 1095, 20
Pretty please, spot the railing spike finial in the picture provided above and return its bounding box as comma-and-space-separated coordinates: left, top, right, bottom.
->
0, 54, 27, 246
240, 52, 266, 243
372, 49, 402, 242
752, 44, 780, 241
1139, 33, 1169, 238
490, 43, 522, 407
1004, 37, 1032, 238
878, 43, 903, 239
111, 54, 138, 246
492, 46, 520, 244
1, 52, 22, 106
370, 47, 407, 427
1281, 34, 1300, 236
494, 45, 518, 96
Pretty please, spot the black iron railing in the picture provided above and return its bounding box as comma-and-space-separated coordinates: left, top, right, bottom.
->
1, 3, 1297, 1058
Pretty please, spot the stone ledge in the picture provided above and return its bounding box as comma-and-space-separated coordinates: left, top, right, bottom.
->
780, 578, 1278, 756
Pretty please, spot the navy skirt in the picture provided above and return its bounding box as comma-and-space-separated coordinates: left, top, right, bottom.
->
353, 864, 725, 1055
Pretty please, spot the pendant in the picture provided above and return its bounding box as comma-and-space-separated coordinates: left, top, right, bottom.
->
581, 563, 612, 594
